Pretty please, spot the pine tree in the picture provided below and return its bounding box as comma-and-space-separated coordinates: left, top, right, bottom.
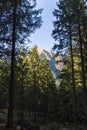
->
59, 44, 87, 123
15, 46, 56, 122
0, 0, 43, 128
52, 0, 87, 125
0, 0, 42, 53
76, 0, 87, 123
0, 59, 10, 111
52, 0, 78, 125
15, 48, 28, 130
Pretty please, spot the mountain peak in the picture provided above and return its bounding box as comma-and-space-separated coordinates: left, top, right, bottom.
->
37, 48, 63, 87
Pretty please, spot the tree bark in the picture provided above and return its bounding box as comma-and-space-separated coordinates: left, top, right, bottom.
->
34, 70, 37, 122
20, 73, 24, 130
6, 1, 16, 128
68, 17, 77, 127
70, 34, 77, 128
78, 14, 87, 123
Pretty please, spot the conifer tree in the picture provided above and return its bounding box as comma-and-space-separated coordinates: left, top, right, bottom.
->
15, 46, 56, 122
52, 0, 87, 125
0, 0, 43, 128
52, 0, 78, 125
26, 46, 56, 121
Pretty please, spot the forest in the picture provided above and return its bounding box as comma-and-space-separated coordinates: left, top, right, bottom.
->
0, 0, 87, 130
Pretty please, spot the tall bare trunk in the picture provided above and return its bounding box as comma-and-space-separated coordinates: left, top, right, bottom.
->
6, 1, 16, 128
78, 15, 87, 123
68, 19, 77, 127
20, 73, 24, 130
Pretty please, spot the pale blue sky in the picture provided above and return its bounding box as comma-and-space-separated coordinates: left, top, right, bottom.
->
30, 0, 57, 50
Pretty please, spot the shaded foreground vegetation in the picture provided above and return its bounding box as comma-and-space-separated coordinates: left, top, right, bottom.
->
0, 119, 87, 130
0, 111, 87, 130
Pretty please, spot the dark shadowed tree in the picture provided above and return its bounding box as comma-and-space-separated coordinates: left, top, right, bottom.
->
0, 0, 42, 129
52, 0, 78, 126
52, 0, 87, 126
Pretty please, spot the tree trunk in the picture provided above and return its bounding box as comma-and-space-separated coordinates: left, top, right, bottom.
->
6, 1, 16, 129
68, 19, 77, 127
78, 14, 87, 123
20, 73, 24, 130
34, 70, 37, 122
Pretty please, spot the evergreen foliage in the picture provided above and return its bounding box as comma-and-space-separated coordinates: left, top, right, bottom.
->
52, 0, 87, 125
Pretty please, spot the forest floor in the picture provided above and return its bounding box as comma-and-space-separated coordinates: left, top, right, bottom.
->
0, 113, 87, 130
0, 123, 87, 130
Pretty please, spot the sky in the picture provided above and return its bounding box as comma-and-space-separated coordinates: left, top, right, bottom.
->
30, 0, 57, 51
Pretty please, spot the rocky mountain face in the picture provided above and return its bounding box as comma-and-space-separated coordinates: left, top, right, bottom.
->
37, 48, 64, 87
